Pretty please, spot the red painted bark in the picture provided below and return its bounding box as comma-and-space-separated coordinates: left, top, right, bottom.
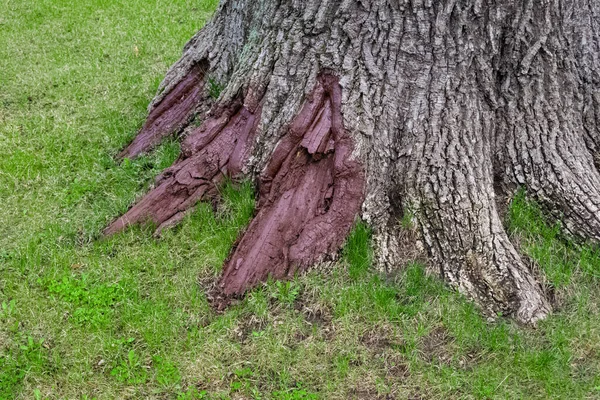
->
106, 73, 365, 304
104, 99, 262, 235
118, 61, 209, 160
218, 74, 364, 299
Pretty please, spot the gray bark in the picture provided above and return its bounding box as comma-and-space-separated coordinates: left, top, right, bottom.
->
115, 0, 600, 324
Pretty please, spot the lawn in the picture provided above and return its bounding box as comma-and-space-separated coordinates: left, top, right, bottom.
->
1, 0, 600, 399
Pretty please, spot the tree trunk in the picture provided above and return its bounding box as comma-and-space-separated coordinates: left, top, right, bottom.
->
105, 0, 600, 324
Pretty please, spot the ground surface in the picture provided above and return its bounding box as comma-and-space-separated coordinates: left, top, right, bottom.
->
2, 0, 600, 399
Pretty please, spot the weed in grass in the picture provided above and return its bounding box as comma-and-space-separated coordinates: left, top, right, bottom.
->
153, 356, 182, 387
41, 274, 129, 328
177, 387, 209, 399
1, 300, 16, 319
272, 385, 318, 400
0, 335, 48, 399
110, 349, 148, 385
273, 281, 302, 305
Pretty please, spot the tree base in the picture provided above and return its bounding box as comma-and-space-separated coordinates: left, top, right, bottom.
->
105, 0, 600, 324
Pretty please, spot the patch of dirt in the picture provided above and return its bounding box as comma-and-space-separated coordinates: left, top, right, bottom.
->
292, 293, 333, 327
457, 346, 485, 371
231, 314, 268, 344
202, 273, 242, 312
197, 273, 218, 294
406, 391, 426, 400
349, 388, 396, 400
302, 304, 332, 326
419, 325, 454, 365
297, 302, 336, 341
91, 356, 106, 372
294, 297, 336, 341
360, 325, 403, 351
284, 328, 313, 351
383, 354, 410, 379
293, 330, 310, 342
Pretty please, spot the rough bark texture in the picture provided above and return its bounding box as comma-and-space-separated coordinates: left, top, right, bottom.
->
107, 0, 600, 324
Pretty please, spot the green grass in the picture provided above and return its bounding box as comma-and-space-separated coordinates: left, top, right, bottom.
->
2, 0, 600, 398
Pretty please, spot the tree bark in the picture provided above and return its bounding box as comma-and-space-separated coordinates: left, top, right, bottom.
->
105, 0, 600, 324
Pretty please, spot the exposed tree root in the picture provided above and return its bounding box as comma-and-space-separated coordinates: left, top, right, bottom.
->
507, 143, 600, 244
106, 74, 364, 303
118, 60, 210, 160
217, 74, 364, 301
403, 69, 551, 323
495, 0, 600, 245
419, 195, 552, 323
104, 98, 262, 236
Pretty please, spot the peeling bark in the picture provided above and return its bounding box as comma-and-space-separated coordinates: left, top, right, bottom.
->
106, 0, 600, 324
